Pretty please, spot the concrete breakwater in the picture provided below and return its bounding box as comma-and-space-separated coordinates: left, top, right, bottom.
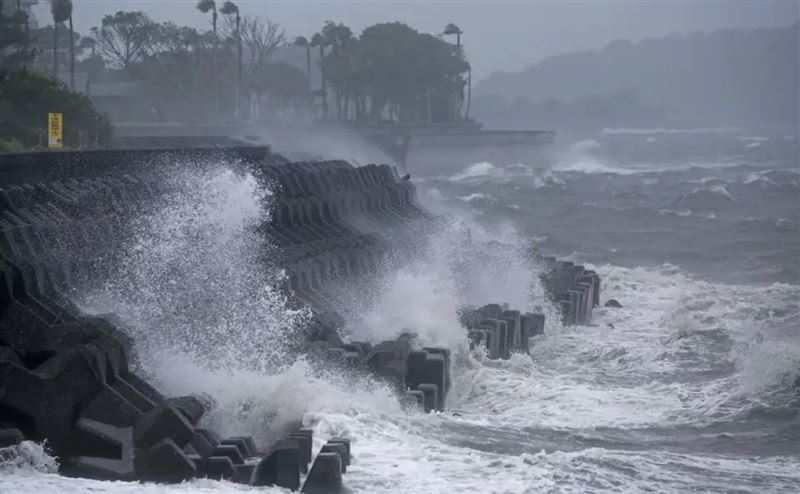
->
0, 147, 600, 491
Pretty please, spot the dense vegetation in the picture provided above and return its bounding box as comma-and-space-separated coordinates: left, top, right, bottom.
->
305, 21, 469, 123
3, 0, 468, 132
0, 3, 112, 150
76, 5, 468, 123
0, 68, 113, 149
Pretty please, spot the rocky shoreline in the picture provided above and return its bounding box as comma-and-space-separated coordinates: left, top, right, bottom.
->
0, 147, 600, 491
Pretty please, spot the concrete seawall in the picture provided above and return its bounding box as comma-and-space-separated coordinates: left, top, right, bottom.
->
0, 147, 600, 490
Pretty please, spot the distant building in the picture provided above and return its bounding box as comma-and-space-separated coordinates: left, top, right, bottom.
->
3, 0, 39, 29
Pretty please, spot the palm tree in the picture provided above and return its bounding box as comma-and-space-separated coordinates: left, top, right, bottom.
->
68, 2, 75, 90
465, 64, 472, 120
220, 1, 241, 118
50, 0, 72, 77
294, 36, 311, 96
443, 23, 462, 54
310, 32, 327, 120
444, 23, 466, 121
196, 0, 219, 111
16, 0, 30, 39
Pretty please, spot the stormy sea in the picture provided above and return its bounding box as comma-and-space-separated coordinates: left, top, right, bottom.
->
2, 128, 798, 493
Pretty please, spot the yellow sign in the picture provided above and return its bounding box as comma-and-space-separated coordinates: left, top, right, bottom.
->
48, 113, 63, 148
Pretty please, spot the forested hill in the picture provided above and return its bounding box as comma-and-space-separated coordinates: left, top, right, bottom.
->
472, 22, 799, 132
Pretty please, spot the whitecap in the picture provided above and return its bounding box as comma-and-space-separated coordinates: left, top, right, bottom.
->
601, 126, 741, 135
447, 162, 503, 181
457, 193, 494, 202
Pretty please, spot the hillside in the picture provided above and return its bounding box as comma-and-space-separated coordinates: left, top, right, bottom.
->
472, 22, 799, 132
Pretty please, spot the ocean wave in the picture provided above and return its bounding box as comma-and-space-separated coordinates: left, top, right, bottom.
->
555, 140, 748, 176
601, 126, 741, 135
671, 184, 735, 211
0, 441, 58, 474
743, 172, 777, 186
457, 193, 495, 202
657, 209, 717, 220
447, 162, 507, 181
738, 136, 770, 143
341, 215, 550, 348
552, 139, 638, 175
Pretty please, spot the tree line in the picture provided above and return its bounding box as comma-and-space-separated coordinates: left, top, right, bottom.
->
2, 1, 470, 125
0, 1, 111, 150
295, 21, 470, 123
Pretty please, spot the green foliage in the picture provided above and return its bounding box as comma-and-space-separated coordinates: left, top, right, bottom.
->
0, 68, 113, 148
196, 0, 216, 14
318, 21, 469, 123
50, 0, 73, 24
251, 62, 308, 101
220, 1, 238, 16
93, 11, 157, 69
0, 138, 23, 152
0, 9, 36, 68
443, 23, 462, 36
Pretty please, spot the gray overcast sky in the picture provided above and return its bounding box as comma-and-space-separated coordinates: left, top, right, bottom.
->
33, 0, 799, 80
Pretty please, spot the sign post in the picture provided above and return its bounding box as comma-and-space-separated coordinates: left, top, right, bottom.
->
48, 113, 63, 148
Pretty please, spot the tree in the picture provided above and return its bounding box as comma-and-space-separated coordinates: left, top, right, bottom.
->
78, 35, 95, 56
313, 21, 468, 124
50, 0, 72, 75
237, 15, 284, 118
140, 22, 215, 122
68, 1, 75, 89
196, 0, 219, 110
0, 68, 113, 148
293, 35, 311, 96
250, 61, 308, 108
320, 21, 353, 120
0, 7, 36, 68
92, 11, 156, 69
443, 23, 462, 54
310, 32, 326, 119
220, 1, 241, 118
443, 23, 466, 118
240, 15, 285, 76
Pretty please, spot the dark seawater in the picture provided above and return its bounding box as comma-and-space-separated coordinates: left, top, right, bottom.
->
407, 128, 800, 492
2, 128, 799, 493
419, 129, 799, 285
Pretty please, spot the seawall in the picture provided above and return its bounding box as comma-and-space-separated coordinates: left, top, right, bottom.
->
0, 146, 600, 491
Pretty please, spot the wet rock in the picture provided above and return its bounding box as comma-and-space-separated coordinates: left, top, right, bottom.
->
133, 403, 194, 450
416, 383, 439, 413
406, 350, 448, 411
204, 455, 237, 480
287, 431, 313, 474
61, 419, 135, 480
0, 428, 24, 448
166, 396, 206, 425
319, 442, 348, 473
327, 438, 351, 466
605, 299, 623, 308
251, 439, 301, 490
210, 444, 244, 465
301, 452, 343, 494
134, 438, 196, 483
189, 432, 215, 459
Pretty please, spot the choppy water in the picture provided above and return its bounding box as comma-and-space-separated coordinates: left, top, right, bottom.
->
2, 128, 799, 493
